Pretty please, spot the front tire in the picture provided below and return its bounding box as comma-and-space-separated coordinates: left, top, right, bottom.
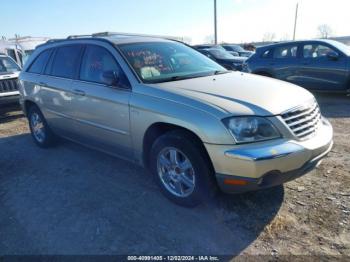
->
27, 105, 57, 148
149, 130, 216, 207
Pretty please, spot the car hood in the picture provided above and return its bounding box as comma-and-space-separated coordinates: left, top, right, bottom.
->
148, 72, 314, 117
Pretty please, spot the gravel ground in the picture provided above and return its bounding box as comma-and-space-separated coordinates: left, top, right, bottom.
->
0, 94, 349, 259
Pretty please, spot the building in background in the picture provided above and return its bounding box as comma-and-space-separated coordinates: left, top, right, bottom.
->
9, 36, 51, 64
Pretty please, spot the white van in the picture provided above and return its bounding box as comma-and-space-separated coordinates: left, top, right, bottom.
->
9, 37, 50, 65
0, 40, 24, 67
0, 53, 21, 104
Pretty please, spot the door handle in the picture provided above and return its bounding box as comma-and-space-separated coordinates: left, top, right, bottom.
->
72, 89, 86, 96
39, 82, 48, 87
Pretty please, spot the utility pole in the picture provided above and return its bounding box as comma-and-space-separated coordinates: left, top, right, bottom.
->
214, 0, 218, 44
293, 3, 299, 40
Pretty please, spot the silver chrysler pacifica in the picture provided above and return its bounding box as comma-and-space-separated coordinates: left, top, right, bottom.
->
19, 33, 333, 206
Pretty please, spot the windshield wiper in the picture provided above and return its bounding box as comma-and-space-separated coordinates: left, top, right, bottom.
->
146, 71, 229, 84
151, 74, 206, 83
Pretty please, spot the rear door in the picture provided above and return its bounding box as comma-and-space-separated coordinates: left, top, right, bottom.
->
70, 44, 133, 158
270, 44, 301, 84
40, 44, 84, 138
298, 42, 348, 90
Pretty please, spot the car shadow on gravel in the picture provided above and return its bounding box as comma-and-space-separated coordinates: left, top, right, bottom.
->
0, 133, 283, 257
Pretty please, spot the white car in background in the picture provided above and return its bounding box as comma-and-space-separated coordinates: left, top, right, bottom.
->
0, 54, 21, 104
0, 40, 25, 67
9, 36, 50, 65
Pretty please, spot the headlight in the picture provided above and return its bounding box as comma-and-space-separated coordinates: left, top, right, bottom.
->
222, 116, 281, 143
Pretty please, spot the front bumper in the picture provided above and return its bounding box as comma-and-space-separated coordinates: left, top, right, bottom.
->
0, 92, 19, 105
205, 118, 333, 193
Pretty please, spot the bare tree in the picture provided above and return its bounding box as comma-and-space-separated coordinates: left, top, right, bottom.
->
318, 24, 333, 39
262, 32, 276, 42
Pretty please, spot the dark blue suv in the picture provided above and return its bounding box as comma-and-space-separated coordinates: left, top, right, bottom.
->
243, 40, 350, 93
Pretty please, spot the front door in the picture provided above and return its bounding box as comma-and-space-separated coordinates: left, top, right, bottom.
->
71, 44, 133, 159
298, 43, 348, 91
270, 44, 300, 85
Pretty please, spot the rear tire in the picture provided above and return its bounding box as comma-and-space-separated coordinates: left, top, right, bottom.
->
149, 130, 216, 207
27, 105, 57, 148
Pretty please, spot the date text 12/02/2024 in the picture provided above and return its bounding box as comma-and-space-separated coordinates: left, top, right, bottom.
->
127, 256, 220, 261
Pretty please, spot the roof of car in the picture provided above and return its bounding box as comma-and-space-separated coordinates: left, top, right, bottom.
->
100, 35, 173, 44
38, 34, 175, 49
258, 39, 340, 50
221, 44, 240, 46
194, 44, 220, 47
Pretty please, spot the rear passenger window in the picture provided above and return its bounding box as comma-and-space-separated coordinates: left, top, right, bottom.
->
273, 45, 298, 59
261, 49, 272, 58
80, 45, 121, 84
51, 45, 82, 78
28, 49, 51, 74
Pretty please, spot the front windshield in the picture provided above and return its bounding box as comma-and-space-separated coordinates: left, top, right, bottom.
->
207, 48, 235, 59
0, 57, 20, 74
118, 42, 226, 83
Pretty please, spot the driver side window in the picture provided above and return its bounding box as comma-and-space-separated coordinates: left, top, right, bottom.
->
80, 45, 121, 85
303, 44, 335, 59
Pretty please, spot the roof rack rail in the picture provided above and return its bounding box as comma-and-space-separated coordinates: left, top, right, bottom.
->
66, 32, 184, 41
65, 32, 137, 39
93, 32, 184, 41
67, 34, 93, 39
46, 38, 66, 43
91, 32, 156, 38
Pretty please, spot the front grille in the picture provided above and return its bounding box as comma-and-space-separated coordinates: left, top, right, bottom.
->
281, 100, 321, 139
0, 78, 19, 93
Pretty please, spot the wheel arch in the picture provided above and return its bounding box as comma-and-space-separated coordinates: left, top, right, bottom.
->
23, 99, 39, 116
142, 122, 215, 175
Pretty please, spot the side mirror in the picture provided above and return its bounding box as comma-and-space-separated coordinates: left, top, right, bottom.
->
102, 70, 119, 86
327, 51, 339, 61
